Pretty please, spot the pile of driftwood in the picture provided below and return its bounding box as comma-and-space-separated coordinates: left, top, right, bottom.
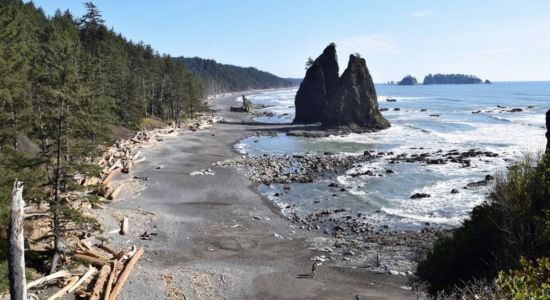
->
187, 114, 223, 131
78, 114, 223, 200
77, 127, 174, 201
28, 242, 144, 300
8, 115, 223, 298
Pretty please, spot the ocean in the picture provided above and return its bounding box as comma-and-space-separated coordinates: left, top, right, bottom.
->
235, 82, 549, 230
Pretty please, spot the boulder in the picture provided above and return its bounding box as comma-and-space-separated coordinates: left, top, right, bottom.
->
294, 43, 390, 132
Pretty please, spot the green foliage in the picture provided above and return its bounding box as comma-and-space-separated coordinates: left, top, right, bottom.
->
0, 149, 48, 230
423, 73, 483, 84
0, 0, 206, 271
0, 260, 36, 294
305, 57, 315, 69
180, 56, 295, 95
496, 257, 550, 299
416, 154, 550, 296
0, 261, 8, 293
140, 117, 166, 130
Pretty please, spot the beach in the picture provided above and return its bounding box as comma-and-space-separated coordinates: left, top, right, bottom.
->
103, 93, 417, 299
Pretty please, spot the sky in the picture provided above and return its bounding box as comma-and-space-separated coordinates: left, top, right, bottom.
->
29, 0, 550, 82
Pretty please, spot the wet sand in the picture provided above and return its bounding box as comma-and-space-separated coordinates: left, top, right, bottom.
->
107, 93, 417, 299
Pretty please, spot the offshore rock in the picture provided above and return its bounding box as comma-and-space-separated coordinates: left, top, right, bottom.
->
293, 44, 339, 124
398, 75, 418, 85
293, 43, 390, 132
324, 55, 390, 130
546, 109, 550, 151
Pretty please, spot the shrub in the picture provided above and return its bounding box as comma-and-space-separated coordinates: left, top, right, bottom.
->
416, 154, 550, 296
496, 257, 550, 299
139, 117, 166, 130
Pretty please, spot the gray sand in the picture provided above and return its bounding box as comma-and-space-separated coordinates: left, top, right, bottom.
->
107, 93, 418, 299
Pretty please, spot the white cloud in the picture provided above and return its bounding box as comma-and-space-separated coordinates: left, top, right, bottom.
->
338, 35, 400, 57
409, 10, 434, 18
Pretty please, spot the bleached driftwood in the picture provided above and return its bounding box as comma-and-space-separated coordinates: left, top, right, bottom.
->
133, 157, 146, 164
121, 160, 132, 174
8, 180, 26, 300
108, 186, 122, 201
26, 270, 70, 289
102, 168, 121, 186
46, 276, 79, 300
68, 265, 97, 294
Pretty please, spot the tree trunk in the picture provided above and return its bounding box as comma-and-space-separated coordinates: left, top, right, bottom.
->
36, 96, 49, 153
142, 77, 147, 117
150, 82, 155, 118
51, 96, 64, 274
8, 180, 26, 300
11, 104, 18, 151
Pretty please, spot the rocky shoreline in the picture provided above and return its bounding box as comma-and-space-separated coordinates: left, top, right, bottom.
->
215, 128, 513, 275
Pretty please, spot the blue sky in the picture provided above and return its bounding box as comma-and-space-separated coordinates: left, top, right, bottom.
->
30, 0, 550, 82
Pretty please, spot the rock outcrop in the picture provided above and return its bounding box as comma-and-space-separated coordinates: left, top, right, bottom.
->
293, 44, 339, 124
293, 44, 390, 132
546, 109, 550, 151
398, 75, 418, 85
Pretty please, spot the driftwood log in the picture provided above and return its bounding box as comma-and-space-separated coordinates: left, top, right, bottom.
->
73, 253, 108, 268
102, 168, 121, 186
46, 276, 78, 300
108, 247, 144, 300
8, 180, 26, 300
97, 244, 124, 259
90, 265, 112, 300
68, 265, 97, 294
26, 270, 70, 290
108, 186, 122, 201
103, 260, 119, 300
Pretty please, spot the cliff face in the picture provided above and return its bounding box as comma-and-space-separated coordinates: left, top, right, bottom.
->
325, 55, 390, 129
546, 109, 550, 151
293, 44, 390, 131
293, 44, 338, 124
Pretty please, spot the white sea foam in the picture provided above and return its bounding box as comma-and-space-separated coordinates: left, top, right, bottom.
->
237, 84, 550, 229
234, 142, 247, 155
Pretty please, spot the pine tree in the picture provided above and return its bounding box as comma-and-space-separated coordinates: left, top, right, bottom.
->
38, 11, 86, 272
0, 1, 32, 151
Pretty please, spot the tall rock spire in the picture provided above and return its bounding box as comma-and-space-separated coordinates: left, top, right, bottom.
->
546, 109, 550, 151
293, 44, 339, 124
293, 44, 390, 131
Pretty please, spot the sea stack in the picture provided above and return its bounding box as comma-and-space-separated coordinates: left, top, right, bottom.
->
293, 43, 339, 124
293, 43, 390, 131
546, 109, 550, 151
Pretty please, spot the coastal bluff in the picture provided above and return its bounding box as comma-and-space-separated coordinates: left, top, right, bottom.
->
293, 43, 390, 132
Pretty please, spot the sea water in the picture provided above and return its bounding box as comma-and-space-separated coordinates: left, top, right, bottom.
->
235, 82, 549, 230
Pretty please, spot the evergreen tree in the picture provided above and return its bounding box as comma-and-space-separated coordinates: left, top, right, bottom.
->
0, 1, 31, 150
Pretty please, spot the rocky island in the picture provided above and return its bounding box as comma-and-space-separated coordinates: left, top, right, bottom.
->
423, 73, 485, 84
293, 43, 390, 132
398, 75, 418, 85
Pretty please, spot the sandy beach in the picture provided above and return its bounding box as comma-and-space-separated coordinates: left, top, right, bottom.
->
103, 93, 417, 300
